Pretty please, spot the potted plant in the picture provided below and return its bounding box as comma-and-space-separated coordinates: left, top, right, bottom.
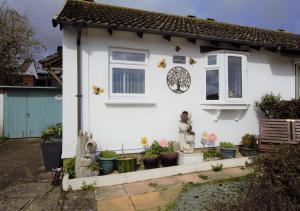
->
98, 150, 118, 175
158, 140, 178, 167
116, 144, 137, 173
240, 134, 258, 156
88, 161, 100, 176
41, 124, 62, 171
219, 142, 236, 159
143, 149, 159, 169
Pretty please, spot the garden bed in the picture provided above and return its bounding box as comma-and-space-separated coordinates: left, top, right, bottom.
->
62, 157, 249, 191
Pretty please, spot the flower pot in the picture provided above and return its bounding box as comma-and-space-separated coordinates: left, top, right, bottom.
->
220, 148, 236, 159
143, 157, 159, 169
240, 147, 258, 157
41, 139, 62, 171
116, 158, 137, 173
98, 157, 117, 175
160, 152, 178, 167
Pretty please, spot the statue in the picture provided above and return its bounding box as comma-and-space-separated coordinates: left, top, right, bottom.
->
179, 111, 195, 153
75, 132, 98, 177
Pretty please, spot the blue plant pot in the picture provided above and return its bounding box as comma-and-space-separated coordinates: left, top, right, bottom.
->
98, 157, 117, 175
220, 148, 236, 159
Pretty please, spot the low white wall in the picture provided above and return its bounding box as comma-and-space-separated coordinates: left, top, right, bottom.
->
63, 157, 250, 190
62, 27, 295, 158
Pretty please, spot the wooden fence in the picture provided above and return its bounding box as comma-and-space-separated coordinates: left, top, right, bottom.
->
259, 119, 300, 151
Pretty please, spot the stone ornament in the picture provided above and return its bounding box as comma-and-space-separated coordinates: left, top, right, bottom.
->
167, 66, 191, 94
179, 111, 195, 153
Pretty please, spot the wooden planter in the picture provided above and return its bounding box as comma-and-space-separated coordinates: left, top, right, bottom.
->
259, 119, 300, 152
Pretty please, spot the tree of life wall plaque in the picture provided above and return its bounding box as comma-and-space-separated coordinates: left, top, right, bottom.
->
166, 66, 191, 94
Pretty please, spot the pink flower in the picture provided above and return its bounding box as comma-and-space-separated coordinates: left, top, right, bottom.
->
208, 133, 217, 141
159, 139, 169, 148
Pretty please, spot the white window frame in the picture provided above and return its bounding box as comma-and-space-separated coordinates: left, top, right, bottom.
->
202, 50, 248, 105
109, 48, 149, 99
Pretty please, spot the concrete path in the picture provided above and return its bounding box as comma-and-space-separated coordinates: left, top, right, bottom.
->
95, 167, 248, 211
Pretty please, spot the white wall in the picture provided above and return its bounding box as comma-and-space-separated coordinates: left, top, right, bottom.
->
62, 27, 295, 158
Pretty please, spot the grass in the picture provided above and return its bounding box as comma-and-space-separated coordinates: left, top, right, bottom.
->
199, 174, 209, 180
211, 163, 223, 172
148, 182, 158, 188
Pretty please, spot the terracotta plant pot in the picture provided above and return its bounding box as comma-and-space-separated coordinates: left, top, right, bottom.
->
160, 152, 178, 167
220, 148, 236, 159
143, 157, 159, 169
116, 157, 137, 173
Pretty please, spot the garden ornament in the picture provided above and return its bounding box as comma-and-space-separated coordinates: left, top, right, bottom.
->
179, 111, 195, 153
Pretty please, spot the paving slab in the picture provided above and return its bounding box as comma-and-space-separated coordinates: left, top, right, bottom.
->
149, 176, 178, 187
97, 196, 135, 211
175, 173, 203, 184
160, 185, 183, 202
197, 170, 232, 181
0, 198, 32, 211
123, 181, 156, 196
130, 191, 167, 210
222, 167, 249, 177
94, 185, 126, 200
61, 190, 96, 211
0, 182, 52, 198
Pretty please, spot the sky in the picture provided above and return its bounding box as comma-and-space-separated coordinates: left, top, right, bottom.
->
4, 0, 300, 61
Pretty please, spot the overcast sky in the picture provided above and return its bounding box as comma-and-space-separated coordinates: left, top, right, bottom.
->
5, 0, 300, 60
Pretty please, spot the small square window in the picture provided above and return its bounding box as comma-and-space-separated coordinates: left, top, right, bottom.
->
207, 55, 217, 65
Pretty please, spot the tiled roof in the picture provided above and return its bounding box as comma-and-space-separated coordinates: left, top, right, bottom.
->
39, 47, 62, 68
53, 0, 300, 51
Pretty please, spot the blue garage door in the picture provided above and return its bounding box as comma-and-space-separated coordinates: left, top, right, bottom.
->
3, 88, 62, 138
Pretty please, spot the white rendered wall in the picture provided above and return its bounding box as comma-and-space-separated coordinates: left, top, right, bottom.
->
62, 27, 295, 158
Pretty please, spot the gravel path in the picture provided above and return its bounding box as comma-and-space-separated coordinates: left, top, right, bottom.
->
173, 180, 247, 211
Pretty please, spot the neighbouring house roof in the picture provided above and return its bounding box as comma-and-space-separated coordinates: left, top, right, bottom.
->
19, 59, 38, 79
53, 0, 300, 52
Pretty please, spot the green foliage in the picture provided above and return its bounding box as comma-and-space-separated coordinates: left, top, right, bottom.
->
211, 145, 300, 211
148, 140, 176, 155
143, 149, 158, 159
148, 141, 161, 155
160, 141, 176, 153
199, 174, 209, 180
219, 142, 235, 149
41, 123, 62, 140
211, 164, 223, 172
148, 182, 158, 188
88, 161, 100, 171
241, 134, 257, 148
203, 148, 220, 159
99, 150, 118, 158
0, 134, 8, 141
64, 157, 75, 179
80, 181, 95, 190
256, 93, 300, 119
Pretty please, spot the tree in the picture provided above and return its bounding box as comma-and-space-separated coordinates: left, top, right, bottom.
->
0, 2, 42, 85
167, 66, 191, 93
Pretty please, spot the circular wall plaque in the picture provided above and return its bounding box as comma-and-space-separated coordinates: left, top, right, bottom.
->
167, 66, 191, 94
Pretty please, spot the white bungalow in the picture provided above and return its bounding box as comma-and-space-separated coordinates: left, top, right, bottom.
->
53, 0, 300, 159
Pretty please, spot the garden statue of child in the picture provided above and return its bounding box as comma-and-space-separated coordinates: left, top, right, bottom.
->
179, 111, 195, 153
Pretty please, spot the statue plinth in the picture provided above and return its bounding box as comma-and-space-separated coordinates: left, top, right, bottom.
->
178, 151, 203, 165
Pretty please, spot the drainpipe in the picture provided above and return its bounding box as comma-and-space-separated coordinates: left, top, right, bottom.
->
76, 28, 82, 133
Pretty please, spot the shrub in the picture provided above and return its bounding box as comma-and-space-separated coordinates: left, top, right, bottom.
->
64, 157, 75, 179
99, 150, 118, 158
203, 148, 219, 159
42, 123, 62, 140
242, 134, 257, 148
211, 164, 223, 172
143, 149, 158, 159
149, 140, 176, 155
256, 93, 300, 119
212, 145, 300, 211
88, 161, 100, 171
219, 142, 235, 149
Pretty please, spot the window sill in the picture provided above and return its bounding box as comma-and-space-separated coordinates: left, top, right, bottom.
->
200, 103, 250, 122
200, 104, 250, 110
105, 99, 156, 106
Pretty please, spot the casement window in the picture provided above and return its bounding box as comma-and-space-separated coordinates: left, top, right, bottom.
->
203, 51, 248, 104
109, 48, 148, 98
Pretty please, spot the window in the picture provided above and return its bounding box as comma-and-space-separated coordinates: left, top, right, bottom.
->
206, 70, 219, 100
110, 48, 148, 98
203, 51, 247, 104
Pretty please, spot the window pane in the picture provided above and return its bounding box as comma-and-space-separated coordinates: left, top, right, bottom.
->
228, 56, 242, 98
206, 70, 219, 100
208, 55, 217, 65
112, 51, 145, 62
112, 68, 145, 94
